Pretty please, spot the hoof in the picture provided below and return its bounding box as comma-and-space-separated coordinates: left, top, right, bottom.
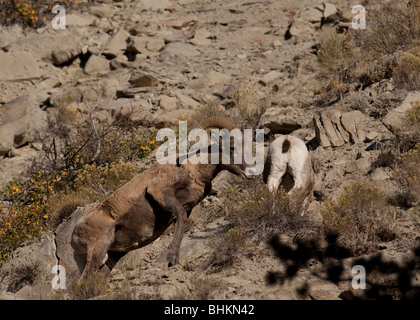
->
167, 255, 178, 267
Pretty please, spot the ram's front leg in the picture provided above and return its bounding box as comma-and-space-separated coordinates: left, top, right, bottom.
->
147, 187, 188, 267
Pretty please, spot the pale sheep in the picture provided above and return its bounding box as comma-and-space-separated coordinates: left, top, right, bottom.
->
263, 135, 327, 206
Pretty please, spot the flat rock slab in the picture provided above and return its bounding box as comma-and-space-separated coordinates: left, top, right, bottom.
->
136, 0, 172, 11
382, 91, 420, 133
159, 42, 200, 60
0, 51, 42, 81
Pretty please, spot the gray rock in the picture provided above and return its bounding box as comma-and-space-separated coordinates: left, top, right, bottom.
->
159, 95, 177, 110
0, 95, 47, 157
286, 18, 316, 40
164, 33, 191, 43
65, 13, 94, 27
340, 110, 368, 143
382, 91, 420, 133
211, 171, 241, 194
189, 28, 212, 46
152, 108, 195, 128
136, 0, 172, 11
300, 7, 323, 24
84, 54, 110, 76
51, 47, 82, 66
166, 17, 197, 29
345, 157, 371, 174
49, 88, 83, 110
103, 29, 131, 57
146, 38, 165, 52
320, 110, 346, 147
110, 55, 131, 70
370, 167, 391, 181
176, 93, 200, 109
159, 42, 200, 61
0, 147, 39, 189
323, 3, 339, 23
129, 72, 159, 87
189, 70, 231, 90
89, 5, 115, 19
54, 206, 91, 278
314, 109, 389, 148
259, 106, 312, 134
0, 51, 42, 81
259, 71, 282, 86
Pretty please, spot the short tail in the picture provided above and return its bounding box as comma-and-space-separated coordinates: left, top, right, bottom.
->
263, 152, 271, 184
282, 139, 291, 153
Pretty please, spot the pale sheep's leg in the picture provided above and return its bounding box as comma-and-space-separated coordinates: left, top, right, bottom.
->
267, 163, 287, 214
266, 155, 288, 193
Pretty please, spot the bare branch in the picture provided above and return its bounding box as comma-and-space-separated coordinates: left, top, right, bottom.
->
90, 86, 104, 162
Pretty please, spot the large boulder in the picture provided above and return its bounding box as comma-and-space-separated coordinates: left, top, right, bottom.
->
314, 109, 392, 148
102, 29, 131, 58
259, 106, 313, 134
0, 96, 47, 157
382, 91, 420, 133
0, 51, 42, 81
0, 205, 91, 299
159, 42, 200, 61
54, 205, 93, 278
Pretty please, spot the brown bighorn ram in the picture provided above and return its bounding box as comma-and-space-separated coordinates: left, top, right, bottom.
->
71, 117, 252, 279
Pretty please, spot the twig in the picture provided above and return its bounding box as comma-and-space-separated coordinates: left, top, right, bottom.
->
90, 86, 104, 162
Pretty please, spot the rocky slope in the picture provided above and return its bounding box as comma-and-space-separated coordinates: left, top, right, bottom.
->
0, 0, 419, 300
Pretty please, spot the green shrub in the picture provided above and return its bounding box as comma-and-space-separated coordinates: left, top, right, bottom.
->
405, 101, 420, 129
394, 52, 420, 91
0, 110, 158, 265
317, 33, 353, 82
392, 144, 420, 211
204, 227, 253, 273
316, 0, 419, 103
0, 256, 44, 293
361, 1, 418, 55
321, 183, 398, 256
224, 180, 311, 243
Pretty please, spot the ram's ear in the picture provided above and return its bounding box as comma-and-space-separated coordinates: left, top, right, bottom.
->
312, 158, 321, 173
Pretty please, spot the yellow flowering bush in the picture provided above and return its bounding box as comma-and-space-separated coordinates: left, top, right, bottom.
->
73, 161, 138, 199
114, 129, 160, 162
0, 117, 159, 264
0, 0, 78, 28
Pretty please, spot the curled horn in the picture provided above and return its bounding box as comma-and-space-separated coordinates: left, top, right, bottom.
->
194, 116, 237, 131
